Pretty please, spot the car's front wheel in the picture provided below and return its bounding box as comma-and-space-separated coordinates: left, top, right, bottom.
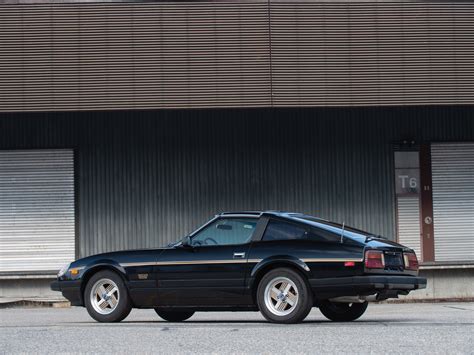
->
84, 270, 132, 323
154, 309, 195, 322
257, 268, 313, 324
318, 300, 368, 321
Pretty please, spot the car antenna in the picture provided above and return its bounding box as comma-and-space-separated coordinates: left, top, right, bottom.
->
340, 221, 345, 244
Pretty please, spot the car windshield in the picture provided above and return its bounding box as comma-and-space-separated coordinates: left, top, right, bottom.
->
166, 239, 182, 247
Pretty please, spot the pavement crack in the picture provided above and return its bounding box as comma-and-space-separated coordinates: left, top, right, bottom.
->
443, 305, 474, 311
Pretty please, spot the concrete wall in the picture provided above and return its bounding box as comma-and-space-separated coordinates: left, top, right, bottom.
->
0, 278, 59, 300
401, 268, 474, 301
1, 106, 473, 258
2, 269, 473, 301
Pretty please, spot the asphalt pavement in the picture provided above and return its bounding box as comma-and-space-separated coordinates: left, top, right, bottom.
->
1, 302, 473, 354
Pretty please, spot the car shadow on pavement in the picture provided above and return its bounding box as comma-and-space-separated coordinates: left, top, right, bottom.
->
69, 318, 439, 325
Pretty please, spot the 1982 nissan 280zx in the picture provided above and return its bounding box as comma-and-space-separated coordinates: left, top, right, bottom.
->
51, 211, 427, 324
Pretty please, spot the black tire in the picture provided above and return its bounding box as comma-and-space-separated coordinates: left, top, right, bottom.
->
84, 270, 132, 323
154, 309, 195, 322
257, 267, 313, 324
319, 301, 368, 322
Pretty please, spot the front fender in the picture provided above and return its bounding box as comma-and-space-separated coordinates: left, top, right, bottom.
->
80, 259, 128, 282
54, 259, 127, 307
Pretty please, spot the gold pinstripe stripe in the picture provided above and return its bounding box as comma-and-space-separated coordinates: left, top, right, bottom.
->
121, 260, 259, 267
120, 258, 362, 267
157, 260, 249, 265
120, 262, 156, 267
302, 258, 363, 263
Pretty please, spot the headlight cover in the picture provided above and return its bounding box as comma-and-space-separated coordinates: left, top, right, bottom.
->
57, 263, 71, 277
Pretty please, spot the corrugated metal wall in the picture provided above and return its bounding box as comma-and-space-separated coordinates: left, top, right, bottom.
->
0, 1, 271, 111
1, 0, 473, 111
270, 1, 474, 106
0, 106, 472, 257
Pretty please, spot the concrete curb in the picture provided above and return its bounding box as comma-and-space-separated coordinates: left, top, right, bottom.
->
381, 298, 474, 304
0, 299, 70, 309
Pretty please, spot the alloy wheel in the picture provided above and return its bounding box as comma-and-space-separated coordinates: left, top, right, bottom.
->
90, 278, 120, 315
264, 276, 299, 316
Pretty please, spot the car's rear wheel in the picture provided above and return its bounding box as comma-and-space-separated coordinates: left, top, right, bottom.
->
154, 309, 195, 322
257, 268, 313, 324
84, 270, 132, 323
319, 300, 368, 321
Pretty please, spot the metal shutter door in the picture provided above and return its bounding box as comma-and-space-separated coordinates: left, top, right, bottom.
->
0, 150, 75, 272
397, 197, 422, 260
432, 143, 474, 262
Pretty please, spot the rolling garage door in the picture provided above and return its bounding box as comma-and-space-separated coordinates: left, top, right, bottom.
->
0, 150, 75, 272
397, 197, 422, 260
431, 143, 474, 262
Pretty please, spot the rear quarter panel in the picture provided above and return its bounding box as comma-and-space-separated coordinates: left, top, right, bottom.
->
247, 239, 365, 280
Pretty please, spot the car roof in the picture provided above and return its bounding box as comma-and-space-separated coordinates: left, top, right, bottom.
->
217, 211, 372, 242
219, 211, 262, 216
218, 210, 329, 222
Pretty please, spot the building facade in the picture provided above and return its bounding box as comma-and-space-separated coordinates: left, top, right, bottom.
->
0, 0, 473, 300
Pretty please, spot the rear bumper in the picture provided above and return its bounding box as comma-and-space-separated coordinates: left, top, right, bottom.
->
50, 280, 83, 306
310, 275, 427, 298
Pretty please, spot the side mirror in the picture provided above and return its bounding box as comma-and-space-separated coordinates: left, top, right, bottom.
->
181, 235, 193, 248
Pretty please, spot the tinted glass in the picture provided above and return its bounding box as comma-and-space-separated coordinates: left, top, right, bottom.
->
262, 220, 307, 241
308, 227, 340, 243
191, 218, 257, 246
291, 215, 369, 243
293, 216, 370, 235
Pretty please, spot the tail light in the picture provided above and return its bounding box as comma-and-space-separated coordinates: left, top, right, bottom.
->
404, 252, 419, 271
365, 250, 385, 269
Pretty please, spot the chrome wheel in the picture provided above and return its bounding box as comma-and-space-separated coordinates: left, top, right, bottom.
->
264, 276, 299, 316
90, 278, 120, 315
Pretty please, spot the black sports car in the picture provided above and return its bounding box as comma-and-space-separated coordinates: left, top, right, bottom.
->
51, 211, 426, 323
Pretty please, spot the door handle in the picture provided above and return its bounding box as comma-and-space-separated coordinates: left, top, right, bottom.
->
233, 252, 246, 259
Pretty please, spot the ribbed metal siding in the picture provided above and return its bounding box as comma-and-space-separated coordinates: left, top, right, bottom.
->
0, 2, 271, 112
270, 1, 474, 106
1, 1, 474, 112
396, 197, 421, 260
0, 107, 473, 258
0, 150, 75, 272
432, 143, 474, 262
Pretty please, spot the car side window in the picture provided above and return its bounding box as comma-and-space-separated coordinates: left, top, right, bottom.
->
191, 218, 257, 246
308, 227, 340, 243
262, 220, 307, 241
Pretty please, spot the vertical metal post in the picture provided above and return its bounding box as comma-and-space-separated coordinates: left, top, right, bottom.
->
420, 144, 435, 262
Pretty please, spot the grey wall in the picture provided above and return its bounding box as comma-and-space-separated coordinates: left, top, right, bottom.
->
0, 106, 473, 257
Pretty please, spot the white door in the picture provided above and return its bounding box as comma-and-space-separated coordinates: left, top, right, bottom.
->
0, 150, 75, 272
431, 143, 474, 262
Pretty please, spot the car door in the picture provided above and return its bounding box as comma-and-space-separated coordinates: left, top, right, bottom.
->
156, 216, 258, 306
